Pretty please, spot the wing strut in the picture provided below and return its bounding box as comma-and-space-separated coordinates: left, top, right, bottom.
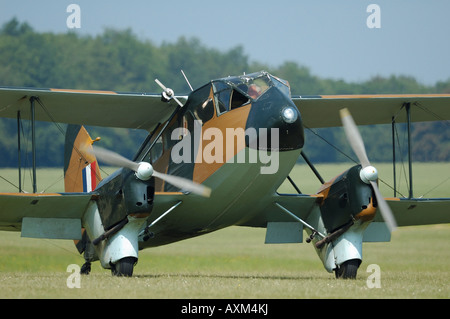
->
275, 202, 326, 239
15, 97, 39, 193
406, 103, 414, 198
138, 200, 183, 240
17, 110, 22, 192
301, 151, 325, 184
30, 96, 37, 193
391, 102, 414, 198
391, 116, 397, 197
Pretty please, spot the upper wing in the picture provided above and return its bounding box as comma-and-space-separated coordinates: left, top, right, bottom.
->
0, 87, 186, 131
0, 192, 92, 239
293, 94, 450, 128
292, 94, 450, 228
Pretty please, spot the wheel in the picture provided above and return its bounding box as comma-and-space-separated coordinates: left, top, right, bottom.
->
334, 259, 361, 279
111, 257, 137, 277
80, 262, 91, 275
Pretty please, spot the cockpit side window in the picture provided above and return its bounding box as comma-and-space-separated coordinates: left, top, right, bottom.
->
213, 81, 231, 114
189, 84, 214, 123
213, 81, 250, 115
230, 89, 249, 110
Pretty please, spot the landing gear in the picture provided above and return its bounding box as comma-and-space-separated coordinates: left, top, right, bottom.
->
334, 259, 361, 279
111, 257, 137, 277
80, 262, 91, 275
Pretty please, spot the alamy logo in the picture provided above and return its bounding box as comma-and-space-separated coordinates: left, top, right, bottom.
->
66, 264, 81, 288
366, 264, 381, 288
66, 4, 81, 29
366, 4, 381, 29
170, 120, 280, 175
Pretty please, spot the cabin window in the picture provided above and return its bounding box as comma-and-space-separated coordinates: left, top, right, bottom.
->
213, 81, 231, 114
230, 89, 249, 110
213, 81, 250, 115
190, 84, 214, 123
150, 136, 163, 163
227, 74, 271, 100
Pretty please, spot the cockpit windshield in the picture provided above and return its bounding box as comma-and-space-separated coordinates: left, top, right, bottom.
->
270, 75, 291, 98
212, 71, 291, 115
215, 71, 290, 100
225, 72, 271, 100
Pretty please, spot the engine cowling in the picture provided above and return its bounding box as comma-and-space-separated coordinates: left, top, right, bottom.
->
317, 165, 376, 233
95, 168, 155, 230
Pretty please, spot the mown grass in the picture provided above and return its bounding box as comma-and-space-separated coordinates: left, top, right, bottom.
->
0, 165, 449, 299
0, 225, 448, 299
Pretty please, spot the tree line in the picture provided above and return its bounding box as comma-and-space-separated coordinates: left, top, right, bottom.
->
0, 18, 449, 168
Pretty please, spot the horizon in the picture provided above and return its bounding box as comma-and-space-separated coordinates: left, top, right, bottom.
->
1, 1, 449, 86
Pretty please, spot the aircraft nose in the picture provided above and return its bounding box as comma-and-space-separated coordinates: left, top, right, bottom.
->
245, 87, 304, 151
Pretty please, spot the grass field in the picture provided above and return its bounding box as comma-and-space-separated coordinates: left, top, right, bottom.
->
0, 164, 449, 299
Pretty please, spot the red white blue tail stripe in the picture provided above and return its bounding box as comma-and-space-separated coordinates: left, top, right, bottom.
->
82, 161, 97, 192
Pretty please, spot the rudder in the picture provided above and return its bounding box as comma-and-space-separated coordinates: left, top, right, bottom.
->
64, 125, 102, 193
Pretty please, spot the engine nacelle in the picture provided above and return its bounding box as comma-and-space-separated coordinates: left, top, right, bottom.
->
95, 168, 155, 230
317, 165, 376, 233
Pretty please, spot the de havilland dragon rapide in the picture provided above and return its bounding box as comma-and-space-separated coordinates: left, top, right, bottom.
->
0, 71, 449, 278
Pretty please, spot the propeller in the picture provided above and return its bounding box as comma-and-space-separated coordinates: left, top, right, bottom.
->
155, 79, 184, 107
91, 146, 212, 198
340, 108, 397, 232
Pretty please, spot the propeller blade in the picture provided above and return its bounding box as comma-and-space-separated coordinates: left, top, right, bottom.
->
153, 171, 211, 197
155, 79, 184, 107
91, 146, 139, 171
91, 146, 211, 197
340, 108, 371, 168
370, 181, 397, 232
340, 108, 397, 232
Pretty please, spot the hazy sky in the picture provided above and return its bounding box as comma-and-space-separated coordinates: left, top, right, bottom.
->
1, 0, 449, 85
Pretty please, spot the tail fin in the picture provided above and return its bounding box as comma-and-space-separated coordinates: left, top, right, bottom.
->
64, 125, 102, 193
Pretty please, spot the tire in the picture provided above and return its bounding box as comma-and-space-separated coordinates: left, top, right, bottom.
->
334, 259, 360, 279
80, 262, 91, 275
111, 257, 137, 277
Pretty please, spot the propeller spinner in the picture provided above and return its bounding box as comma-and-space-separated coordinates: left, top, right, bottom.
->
340, 108, 397, 232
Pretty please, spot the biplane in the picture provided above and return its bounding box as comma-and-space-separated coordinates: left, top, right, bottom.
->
0, 71, 449, 278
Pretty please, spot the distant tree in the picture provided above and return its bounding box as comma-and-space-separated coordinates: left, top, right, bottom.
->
0, 19, 448, 167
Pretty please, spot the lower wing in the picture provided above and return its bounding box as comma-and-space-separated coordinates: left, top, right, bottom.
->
386, 198, 450, 226
0, 192, 92, 239
241, 194, 450, 243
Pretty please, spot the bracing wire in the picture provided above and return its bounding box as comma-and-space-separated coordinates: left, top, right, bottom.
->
36, 97, 109, 183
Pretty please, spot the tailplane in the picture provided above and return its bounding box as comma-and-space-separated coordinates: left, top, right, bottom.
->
64, 125, 102, 193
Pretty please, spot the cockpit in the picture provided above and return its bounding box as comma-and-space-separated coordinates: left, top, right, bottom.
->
143, 70, 302, 191
212, 71, 291, 115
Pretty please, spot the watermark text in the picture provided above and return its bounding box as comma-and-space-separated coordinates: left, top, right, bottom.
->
171, 120, 280, 175
66, 4, 81, 29
66, 264, 81, 288
366, 4, 381, 29
366, 263, 381, 288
